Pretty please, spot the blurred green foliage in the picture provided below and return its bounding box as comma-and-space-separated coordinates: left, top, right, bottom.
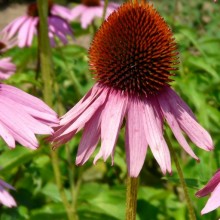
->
0, 0, 220, 219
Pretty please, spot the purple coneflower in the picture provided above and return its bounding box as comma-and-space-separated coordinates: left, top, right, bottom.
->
0, 84, 58, 149
70, 0, 119, 29
196, 169, 220, 214
50, 2, 213, 177
2, 0, 73, 48
0, 179, 16, 208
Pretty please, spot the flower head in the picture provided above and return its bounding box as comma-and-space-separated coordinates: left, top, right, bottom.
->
0, 83, 58, 149
70, 0, 119, 29
2, 0, 73, 48
196, 169, 220, 215
50, 2, 213, 177
0, 179, 16, 208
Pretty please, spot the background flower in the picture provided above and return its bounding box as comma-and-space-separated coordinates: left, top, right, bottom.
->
70, 0, 119, 29
1, 0, 73, 47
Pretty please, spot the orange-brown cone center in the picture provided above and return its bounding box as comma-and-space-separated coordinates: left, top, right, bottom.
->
89, 2, 178, 97
27, 0, 53, 17
82, 0, 100, 6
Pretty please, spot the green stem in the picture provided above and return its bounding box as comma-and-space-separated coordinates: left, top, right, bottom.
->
165, 132, 196, 220
65, 144, 77, 209
125, 176, 138, 220
102, 0, 109, 22
37, 1, 74, 220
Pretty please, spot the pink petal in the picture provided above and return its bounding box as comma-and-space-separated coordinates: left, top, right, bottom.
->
60, 84, 101, 125
158, 92, 199, 160
201, 183, 220, 215
142, 98, 171, 174
0, 100, 38, 149
0, 96, 53, 135
196, 170, 220, 197
165, 87, 213, 151
26, 17, 38, 46
0, 189, 16, 207
0, 179, 16, 208
94, 91, 127, 163
0, 84, 58, 125
17, 17, 37, 47
70, 5, 87, 20
3, 16, 28, 39
81, 8, 103, 29
59, 87, 107, 136
0, 122, 15, 148
51, 4, 72, 21
125, 98, 148, 177
76, 108, 103, 165
51, 130, 77, 148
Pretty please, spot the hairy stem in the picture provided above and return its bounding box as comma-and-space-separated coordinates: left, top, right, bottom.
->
37, 1, 74, 219
165, 132, 196, 220
125, 176, 138, 220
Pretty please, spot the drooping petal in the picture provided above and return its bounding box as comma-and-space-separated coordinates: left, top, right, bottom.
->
142, 97, 171, 174
58, 88, 108, 137
125, 98, 148, 177
165, 87, 213, 151
0, 100, 38, 149
3, 16, 28, 39
201, 183, 220, 215
0, 84, 58, 125
60, 84, 101, 125
76, 107, 103, 165
196, 170, 220, 197
94, 91, 127, 163
26, 17, 38, 46
17, 17, 34, 47
158, 91, 199, 160
0, 96, 53, 135
0, 122, 15, 148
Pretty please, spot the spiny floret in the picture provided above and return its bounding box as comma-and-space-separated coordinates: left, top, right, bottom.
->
89, 2, 178, 97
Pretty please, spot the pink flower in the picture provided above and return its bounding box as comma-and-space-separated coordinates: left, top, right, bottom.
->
0, 58, 16, 80
70, 0, 119, 29
0, 83, 58, 149
196, 170, 220, 215
0, 179, 16, 208
50, 2, 213, 177
2, 0, 73, 48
